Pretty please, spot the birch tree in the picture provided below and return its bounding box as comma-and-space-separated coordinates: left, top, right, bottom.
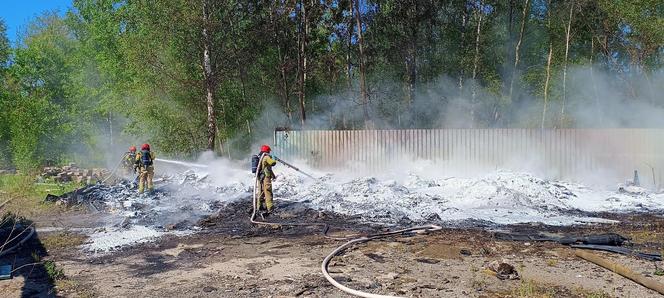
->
559, 0, 575, 127
508, 0, 531, 103
541, 0, 554, 130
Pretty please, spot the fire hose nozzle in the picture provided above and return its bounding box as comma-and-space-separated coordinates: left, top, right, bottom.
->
274, 156, 316, 179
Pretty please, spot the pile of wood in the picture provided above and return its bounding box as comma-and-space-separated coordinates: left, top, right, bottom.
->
41, 163, 108, 184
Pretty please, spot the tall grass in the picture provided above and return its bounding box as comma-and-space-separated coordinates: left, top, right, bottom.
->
0, 174, 82, 216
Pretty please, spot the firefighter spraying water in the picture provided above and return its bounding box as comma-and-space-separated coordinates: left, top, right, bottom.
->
122, 146, 137, 176
135, 143, 156, 194
253, 145, 277, 218
251, 144, 316, 219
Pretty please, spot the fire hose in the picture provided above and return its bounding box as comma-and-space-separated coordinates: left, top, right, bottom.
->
250, 153, 348, 240
251, 153, 444, 297
101, 154, 128, 184
272, 156, 316, 179
321, 225, 442, 298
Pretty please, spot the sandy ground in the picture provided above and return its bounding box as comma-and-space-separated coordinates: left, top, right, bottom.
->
3, 212, 664, 298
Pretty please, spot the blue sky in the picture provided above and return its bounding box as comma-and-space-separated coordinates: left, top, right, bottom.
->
1, 0, 72, 44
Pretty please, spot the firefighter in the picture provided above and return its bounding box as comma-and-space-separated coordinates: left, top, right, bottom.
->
135, 143, 155, 194
122, 146, 137, 175
256, 145, 277, 216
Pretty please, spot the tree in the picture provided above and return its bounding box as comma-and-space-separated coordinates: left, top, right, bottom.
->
507, 0, 531, 103
541, 0, 554, 130
202, 0, 217, 151
559, 0, 575, 127
1, 0, 661, 169
352, 0, 370, 127
0, 19, 12, 167
6, 13, 80, 170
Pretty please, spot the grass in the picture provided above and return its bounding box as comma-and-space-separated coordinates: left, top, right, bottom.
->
42, 231, 88, 251
507, 278, 613, 298
0, 174, 83, 217
511, 279, 558, 298
30, 249, 94, 297
575, 288, 611, 298
546, 259, 558, 267
0, 174, 91, 297
55, 279, 96, 298
626, 230, 662, 243
43, 260, 66, 281
654, 268, 664, 276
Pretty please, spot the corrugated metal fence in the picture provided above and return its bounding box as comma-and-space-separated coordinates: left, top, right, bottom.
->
274, 129, 664, 186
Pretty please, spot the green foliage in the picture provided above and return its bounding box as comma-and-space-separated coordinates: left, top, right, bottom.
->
0, 1, 661, 167
0, 174, 80, 217
42, 231, 88, 250
655, 267, 664, 276
0, 19, 12, 168
43, 260, 66, 281
2, 13, 84, 171
0, 174, 82, 197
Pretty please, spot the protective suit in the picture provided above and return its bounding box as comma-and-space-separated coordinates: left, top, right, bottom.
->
256, 146, 277, 213
135, 144, 155, 194
122, 146, 137, 176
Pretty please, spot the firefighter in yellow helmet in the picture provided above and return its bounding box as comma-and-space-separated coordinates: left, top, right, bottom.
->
135, 143, 156, 194
122, 146, 137, 176
256, 145, 277, 216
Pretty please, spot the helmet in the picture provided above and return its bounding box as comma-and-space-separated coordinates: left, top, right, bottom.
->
141, 143, 150, 151
129, 146, 136, 152
260, 145, 271, 153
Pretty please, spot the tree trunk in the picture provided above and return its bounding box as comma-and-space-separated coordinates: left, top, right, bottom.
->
297, 0, 307, 125
560, 0, 574, 128
108, 112, 113, 147
269, 6, 292, 123
508, 0, 530, 102
279, 44, 292, 123
353, 0, 370, 127
590, 36, 601, 125
471, 1, 484, 123
202, 0, 217, 151
405, 2, 418, 107
506, 0, 516, 81
541, 0, 552, 130
346, 0, 353, 94
458, 5, 468, 91
508, 0, 515, 37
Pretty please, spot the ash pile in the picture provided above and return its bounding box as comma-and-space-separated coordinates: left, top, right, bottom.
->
48, 170, 251, 231
273, 171, 664, 226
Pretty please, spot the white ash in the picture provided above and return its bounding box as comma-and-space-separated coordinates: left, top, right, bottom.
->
271, 170, 664, 226
79, 159, 664, 252
82, 225, 163, 253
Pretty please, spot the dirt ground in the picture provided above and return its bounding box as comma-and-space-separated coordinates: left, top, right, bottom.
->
2, 206, 664, 297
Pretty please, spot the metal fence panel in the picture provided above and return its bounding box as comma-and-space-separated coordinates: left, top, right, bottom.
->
274, 129, 664, 186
